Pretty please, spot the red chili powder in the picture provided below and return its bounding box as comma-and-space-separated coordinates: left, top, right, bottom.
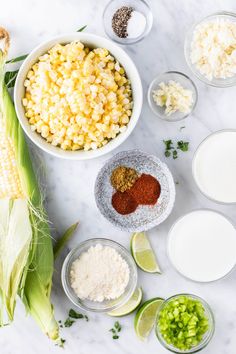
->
128, 174, 161, 205
112, 190, 138, 215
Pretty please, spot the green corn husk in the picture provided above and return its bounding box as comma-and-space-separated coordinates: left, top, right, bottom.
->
0, 28, 59, 340
0, 199, 32, 321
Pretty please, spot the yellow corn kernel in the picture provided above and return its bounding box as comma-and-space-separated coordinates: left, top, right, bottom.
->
23, 41, 133, 151
0, 134, 24, 198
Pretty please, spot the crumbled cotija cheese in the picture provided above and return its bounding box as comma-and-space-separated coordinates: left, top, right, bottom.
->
70, 244, 130, 302
190, 18, 236, 80
152, 81, 193, 116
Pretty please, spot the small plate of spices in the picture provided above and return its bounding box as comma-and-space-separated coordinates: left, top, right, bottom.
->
95, 150, 175, 231
103, 0, 153, 44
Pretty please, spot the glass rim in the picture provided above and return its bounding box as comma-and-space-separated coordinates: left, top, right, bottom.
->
156, 293, 215, 353
147, 71, 198, 122
61, 238, 138, 312
192, 129, 236, 205
167, 208, 236, 283
184, 11, 236, 87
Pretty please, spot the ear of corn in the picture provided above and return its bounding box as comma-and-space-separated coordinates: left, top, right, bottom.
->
0, 28, 59, 341
0, 199, 32, 320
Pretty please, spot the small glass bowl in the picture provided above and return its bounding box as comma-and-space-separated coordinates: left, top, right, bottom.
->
185, 12, 236, 87
103, 0, 153, 45
147, 71, 198, 122
156, 294, 215, 353
61, 238, 138, 312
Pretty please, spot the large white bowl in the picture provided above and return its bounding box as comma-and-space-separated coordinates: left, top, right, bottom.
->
14, 33, 143, 160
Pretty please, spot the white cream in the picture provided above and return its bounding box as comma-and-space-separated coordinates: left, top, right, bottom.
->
168, 210, 236, 282
193, 131, 236, 203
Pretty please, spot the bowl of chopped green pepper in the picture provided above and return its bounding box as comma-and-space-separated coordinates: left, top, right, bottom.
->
155, 294, 214, 353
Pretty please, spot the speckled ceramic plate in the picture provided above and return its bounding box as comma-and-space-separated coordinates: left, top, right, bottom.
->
95, 150, 176, 232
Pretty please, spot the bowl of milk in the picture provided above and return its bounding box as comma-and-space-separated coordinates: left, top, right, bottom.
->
192, 130, 236, 204
168, 209, 236, 282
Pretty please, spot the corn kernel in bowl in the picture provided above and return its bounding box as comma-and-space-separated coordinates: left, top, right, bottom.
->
23, 41, 133, 151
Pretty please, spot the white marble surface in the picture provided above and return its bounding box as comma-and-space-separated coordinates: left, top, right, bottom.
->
1, 0, 236, 353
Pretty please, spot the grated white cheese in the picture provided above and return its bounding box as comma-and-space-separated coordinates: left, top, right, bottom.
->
152, 80, 193, 116
70, 244, 130, 302
190, 18, 236, 80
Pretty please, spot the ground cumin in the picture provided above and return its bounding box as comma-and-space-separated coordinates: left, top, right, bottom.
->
110, 166, 139, 192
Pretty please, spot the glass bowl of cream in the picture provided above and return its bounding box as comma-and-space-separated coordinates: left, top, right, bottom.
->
185, 12, 236, 87
192, 130, 236, 204
61, 238, 137, 312
168, 210, 236, 282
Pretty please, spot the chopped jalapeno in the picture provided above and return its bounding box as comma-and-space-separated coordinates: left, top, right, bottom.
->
157, 295, 209, 351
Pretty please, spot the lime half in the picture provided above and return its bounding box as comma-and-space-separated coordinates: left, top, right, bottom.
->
131, 232, 161, 273
134, 297, 164, 340
107, 288, 143, 317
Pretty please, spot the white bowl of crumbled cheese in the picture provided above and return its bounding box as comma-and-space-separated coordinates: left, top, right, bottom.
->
14, 33, 142, 160
185, 12, 236, 87
61, 238, 137, 312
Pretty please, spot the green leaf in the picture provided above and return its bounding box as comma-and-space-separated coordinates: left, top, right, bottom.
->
0, 199, 32, 322
64, 317, 75, 327
77, 25, 87, 32
6, 54, 28, 64
69, 308, 84, 319
165, 150, 171, 158
57, 338, 66, 347
172, 150, 178, 159
163, 139, 173, 151
4, 70, 19, 88
53, 222, 79, 260
114, 321, 121, 331
177, 141, 189, 152
113, 335, 119, 339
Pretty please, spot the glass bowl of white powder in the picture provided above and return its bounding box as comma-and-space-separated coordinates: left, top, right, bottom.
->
185, 12, 236, 87
61, 238, 138, 312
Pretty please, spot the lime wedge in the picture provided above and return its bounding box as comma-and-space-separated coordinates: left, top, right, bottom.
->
131, 232, 161, 273
134, 298, 164, 340
107, 288, 143, 317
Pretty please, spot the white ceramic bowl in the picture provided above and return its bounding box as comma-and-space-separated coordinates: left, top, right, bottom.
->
95, 150, 176, 232
14, 33, 143, 160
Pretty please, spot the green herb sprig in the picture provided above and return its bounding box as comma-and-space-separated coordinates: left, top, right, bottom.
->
69, 308, 89, 321
62, 308, 89, 328
109, 321, 122, 339
177, 140, 189, 152
56, 338, 66, 347
163, 139, 189, 159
